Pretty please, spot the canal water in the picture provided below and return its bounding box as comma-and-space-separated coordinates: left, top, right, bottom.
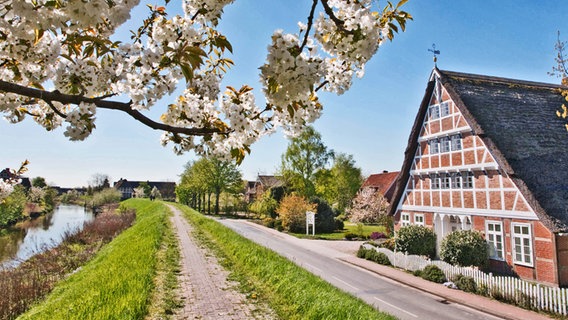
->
0, 204, 94, 268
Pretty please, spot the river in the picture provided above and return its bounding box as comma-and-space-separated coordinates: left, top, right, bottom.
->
0, 204, 94, 268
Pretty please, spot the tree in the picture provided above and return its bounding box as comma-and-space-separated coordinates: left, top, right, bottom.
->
551, 33, 568, 129
281, 126, 333, 198
0, 1, 411, 167
315, 153, 362, 213
89, 173, 111, 192
202, 157, 243, 214
348, 191, 389, 224
31, 176, 47, 188
177, 157, 242, 214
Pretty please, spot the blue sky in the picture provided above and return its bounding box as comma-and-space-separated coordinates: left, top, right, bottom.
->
2, 1, 567, 187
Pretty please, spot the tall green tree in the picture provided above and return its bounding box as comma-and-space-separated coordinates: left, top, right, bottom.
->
31, 177, 47, 188
315, 154, 363, 213
177, 157, 242, 214
281, 126, 333, 198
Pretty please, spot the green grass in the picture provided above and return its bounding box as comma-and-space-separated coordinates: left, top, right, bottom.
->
176, 204, 395, 320
291, 222, 387, 240
19, 199, 169, 320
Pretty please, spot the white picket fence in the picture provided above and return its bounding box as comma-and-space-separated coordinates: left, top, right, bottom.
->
363, 244, 568, 316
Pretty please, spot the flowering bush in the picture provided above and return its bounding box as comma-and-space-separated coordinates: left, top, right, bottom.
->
440, 230, 488, 268
395, 225, 437, 258
276, 195, 316, 233
370, 231, 387, 240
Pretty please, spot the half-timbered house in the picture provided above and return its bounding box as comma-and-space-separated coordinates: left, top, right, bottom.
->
388, 68, 568, 286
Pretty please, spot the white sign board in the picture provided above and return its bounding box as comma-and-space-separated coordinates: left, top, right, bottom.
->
306, 211, 315, 235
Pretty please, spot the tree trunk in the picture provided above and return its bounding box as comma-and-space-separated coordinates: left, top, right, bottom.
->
215, 188, 221, 215
207, 192, 211, 214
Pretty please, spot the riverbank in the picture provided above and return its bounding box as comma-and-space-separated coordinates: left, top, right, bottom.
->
0, 205, 135, 319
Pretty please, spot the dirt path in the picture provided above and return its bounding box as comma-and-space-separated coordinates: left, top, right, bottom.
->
166, 204, 275, 320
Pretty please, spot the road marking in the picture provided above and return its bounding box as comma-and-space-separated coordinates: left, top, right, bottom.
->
374, 297, 418, 318
332, 276, 359, 291
304, 263, 322, 273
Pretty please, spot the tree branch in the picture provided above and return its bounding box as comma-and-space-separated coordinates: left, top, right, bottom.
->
319, 0, 354, 34
0, 80, 224, 136
299, 0, 319, 52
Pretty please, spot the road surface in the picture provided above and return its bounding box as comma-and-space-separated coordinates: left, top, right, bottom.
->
218, 219, 502, 320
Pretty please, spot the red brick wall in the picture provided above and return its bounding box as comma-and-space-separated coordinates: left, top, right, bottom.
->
557, 235, 568, 287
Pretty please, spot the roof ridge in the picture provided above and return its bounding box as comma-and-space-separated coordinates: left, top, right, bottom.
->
438, 69, 565, 90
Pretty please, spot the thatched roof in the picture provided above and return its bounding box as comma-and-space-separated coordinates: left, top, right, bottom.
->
389, 69, 568, 232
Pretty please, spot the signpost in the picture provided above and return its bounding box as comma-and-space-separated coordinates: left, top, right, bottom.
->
306, 211, 315, 236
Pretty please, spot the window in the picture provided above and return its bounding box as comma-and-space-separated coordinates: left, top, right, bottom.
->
486, 221, 504, 260
441, 174, 451, 189
512, 223, 533, 266
401, 213, 410, 226
440, 101, 450, 117
462, 171, 474, 188
430, 105, 440, 119
440, 136, 451, 152
430, 174, 440, 189
414, 214, 425, 226
451, 173, 461, 188
429, 139, 439, 154
451, 134, 462, 151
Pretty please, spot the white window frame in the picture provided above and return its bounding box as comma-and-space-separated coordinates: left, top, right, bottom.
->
440, 136, 451, 153
441, 174, 451, 189
430, 174, 440, 189
511, 223, 533, 267
451, 173, 461, 189
462, 171, 474, 189
430, 105, 440, 119
451, 134, 462, 151
414, 214, 425, 226
440, 101, 450, 117
485, 221, 504, 260
401, 212, 410, 226
429, 139, 439, 154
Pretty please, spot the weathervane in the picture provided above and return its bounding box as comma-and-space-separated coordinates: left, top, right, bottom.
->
428, 43, 440, 67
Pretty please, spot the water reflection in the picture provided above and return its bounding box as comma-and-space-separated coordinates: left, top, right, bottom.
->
0, 205, 94, 268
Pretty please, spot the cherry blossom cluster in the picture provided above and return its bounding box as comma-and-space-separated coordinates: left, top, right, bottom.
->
0, 0, 410, 164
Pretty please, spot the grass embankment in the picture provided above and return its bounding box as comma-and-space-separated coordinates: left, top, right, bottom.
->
291, 222, 387, 240
20, 199, 180, 320
176, 204, 395, 320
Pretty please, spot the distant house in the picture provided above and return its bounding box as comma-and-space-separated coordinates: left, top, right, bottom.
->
244, 175, 285, 203
388, 68, 568, 286
359, 171, 400, 203
113, 178, 176, 200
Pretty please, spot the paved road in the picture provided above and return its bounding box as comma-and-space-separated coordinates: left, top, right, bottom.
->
218, 219, 502, 320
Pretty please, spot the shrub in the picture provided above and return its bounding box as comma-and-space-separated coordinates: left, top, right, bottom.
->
395, 225, 436, 258
334, 217, 345, 231
276, 195, 316, 233
370, 232, 387, 240
311, 197, 337, 233
420, 265, 446, 283
453, 274, 477, 293
91, 188, 122, 207
262, 217, 275, 228
249, 190, 278, 218
440, 230, 488, 267
357, 247, 391, 266
378, 238, 395, 251
345, 232, 358, 240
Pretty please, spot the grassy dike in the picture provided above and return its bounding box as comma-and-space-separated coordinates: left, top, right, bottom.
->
175, 204, 395, 320
19, 199, 179, 320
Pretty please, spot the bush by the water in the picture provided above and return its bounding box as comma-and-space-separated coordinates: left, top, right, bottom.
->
395, 225, 437, 258
418, 265, 446, 283
440, 230, 488, 268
